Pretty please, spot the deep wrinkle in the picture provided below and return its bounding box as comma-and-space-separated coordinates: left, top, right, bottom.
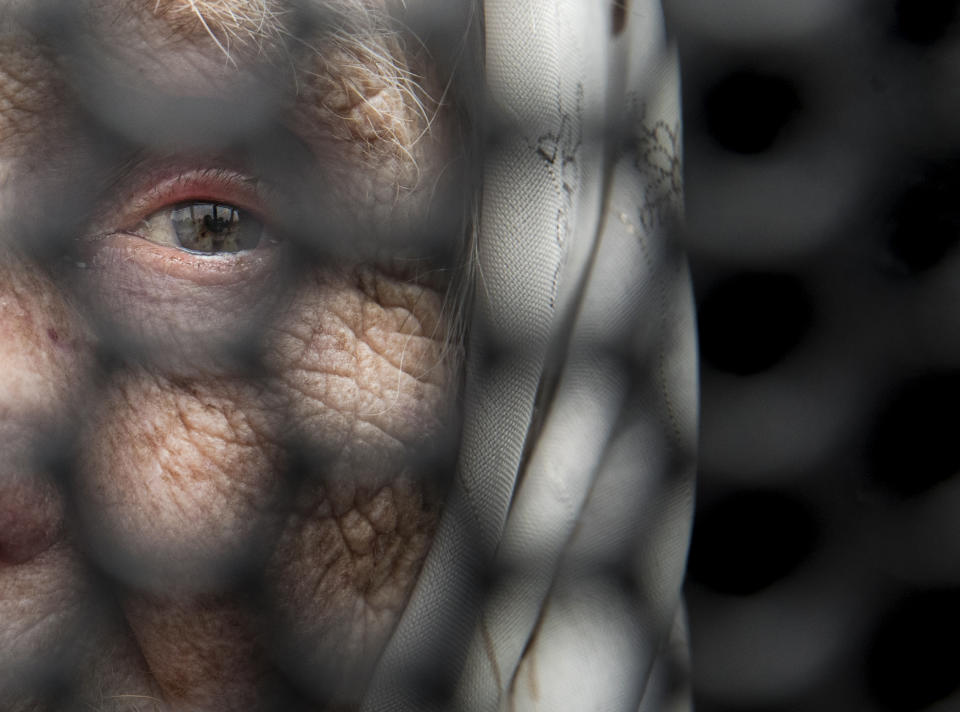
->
0, 1, 468, 709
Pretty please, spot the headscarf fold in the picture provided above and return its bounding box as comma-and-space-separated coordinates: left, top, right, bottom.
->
362, 1, 697, 709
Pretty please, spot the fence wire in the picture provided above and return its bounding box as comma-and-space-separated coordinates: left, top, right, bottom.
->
4, 1, 955, 711
672, 1, 960, 711
1, 1, 695, 711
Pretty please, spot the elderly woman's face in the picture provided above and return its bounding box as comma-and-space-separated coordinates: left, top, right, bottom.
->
0, 1, 465, 709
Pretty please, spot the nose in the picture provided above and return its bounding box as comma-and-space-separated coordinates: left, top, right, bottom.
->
0, 423, 64, 566
0, 250, 90, 567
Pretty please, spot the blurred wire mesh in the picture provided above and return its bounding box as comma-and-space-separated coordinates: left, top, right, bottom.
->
4, 0, 957, 710
1, 0, 480, 708
1, 0, 696, 711
670, 0, 960, 710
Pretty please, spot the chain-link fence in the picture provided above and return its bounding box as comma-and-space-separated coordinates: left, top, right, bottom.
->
671, 1, 960, 711
4, 0, 957, 711
1, 1, 696, 710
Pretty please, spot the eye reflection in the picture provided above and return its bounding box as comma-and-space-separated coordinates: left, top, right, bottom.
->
137, 202, 264, 254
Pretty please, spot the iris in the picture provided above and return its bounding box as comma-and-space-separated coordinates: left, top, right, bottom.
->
138, 202, 264, 254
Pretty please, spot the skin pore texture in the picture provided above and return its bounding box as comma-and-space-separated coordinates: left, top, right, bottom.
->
0, 1, 468, 710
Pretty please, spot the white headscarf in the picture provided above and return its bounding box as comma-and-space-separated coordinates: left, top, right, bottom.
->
362, 1, 697, 709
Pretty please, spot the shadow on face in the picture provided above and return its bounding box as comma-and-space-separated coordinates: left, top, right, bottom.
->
0, 0, 477, 709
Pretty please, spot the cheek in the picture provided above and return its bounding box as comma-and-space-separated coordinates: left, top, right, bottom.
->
71, 234, 288, 376
0, 544, 98, 699
263, 475, 440, 699
78, 266, 455, 584
0, 253, 93, 419
74, 264, 457, 702
266, 266, 455, 461
77, 374, 287, 590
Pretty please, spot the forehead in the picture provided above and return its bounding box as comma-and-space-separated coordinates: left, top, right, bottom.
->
59, 0, 390, 48
116, 0, 398, 61
0, 0, 421, 134
0, 0, 472, 262
147, 0, 303, 45
0, 0, 450, 190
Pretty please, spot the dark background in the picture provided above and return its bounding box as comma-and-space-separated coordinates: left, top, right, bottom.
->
666, 1, 960, 710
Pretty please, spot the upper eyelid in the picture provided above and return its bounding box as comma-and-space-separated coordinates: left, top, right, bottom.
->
103, 111, 319, 200
0, 26, 433, 184
85, 165, 276, 242
0, 10, 444, 254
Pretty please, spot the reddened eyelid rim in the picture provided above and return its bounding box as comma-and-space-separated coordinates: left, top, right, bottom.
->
115, 168, 272, 231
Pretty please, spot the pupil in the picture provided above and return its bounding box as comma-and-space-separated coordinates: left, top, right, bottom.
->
170, 202, 262, 254
203, 210, 230, 233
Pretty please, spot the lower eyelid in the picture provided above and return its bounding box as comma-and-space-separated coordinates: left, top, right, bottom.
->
65, 233, 286, 379
83, 232, 279, 288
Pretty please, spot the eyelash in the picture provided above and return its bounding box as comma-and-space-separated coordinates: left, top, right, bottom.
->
82, 165, 276, 253
66, 165, 290, 289
117, 167, 269, 232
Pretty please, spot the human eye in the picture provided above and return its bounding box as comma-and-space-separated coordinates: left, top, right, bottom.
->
106, 166, 283, 260
135, 201, 264, 254
80, 166, 285, 275
67, 166, 294, 373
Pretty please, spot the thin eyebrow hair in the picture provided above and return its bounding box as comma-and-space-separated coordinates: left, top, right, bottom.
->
144, 0, 439, 157
148, 0, 290, 58
147, 0, 396, 63
0, 0, 461, 182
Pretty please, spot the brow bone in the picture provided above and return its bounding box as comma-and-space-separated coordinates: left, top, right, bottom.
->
150, 0, 289, 61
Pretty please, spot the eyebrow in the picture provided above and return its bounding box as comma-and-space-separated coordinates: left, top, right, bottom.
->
0, 0, 441, 179
146, 0, 399, 66
147, 0, 438, 155
148, 0, 291, 58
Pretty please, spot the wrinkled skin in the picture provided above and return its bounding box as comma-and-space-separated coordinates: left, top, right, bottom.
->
0, 1, 465, 710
